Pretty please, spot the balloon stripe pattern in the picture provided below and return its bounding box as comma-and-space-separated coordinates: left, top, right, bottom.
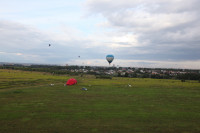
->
106, 55, 114, 64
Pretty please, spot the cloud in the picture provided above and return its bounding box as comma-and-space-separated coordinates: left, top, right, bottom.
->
0, 20, 111, 64
1, 0, 200, 69
0, 20, 48, 50
85, 0, 200, 63
16, 53, 23, 56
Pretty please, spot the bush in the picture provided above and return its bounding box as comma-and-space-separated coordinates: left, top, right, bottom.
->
96, 75, 112, 79
181, 79, 185, 82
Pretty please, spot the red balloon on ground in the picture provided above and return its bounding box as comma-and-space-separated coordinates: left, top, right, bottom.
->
66, 78, 77, 85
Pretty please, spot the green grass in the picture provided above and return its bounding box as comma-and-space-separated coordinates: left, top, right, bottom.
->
0, 69, 69, 89
0, 69, 200, 133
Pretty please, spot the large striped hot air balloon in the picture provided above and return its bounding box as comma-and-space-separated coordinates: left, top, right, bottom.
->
106, 55, 114, 65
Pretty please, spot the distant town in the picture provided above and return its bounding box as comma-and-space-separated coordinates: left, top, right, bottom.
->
1, 62, 200, 81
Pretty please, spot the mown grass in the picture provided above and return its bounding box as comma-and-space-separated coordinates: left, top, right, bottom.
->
0, 69, 200, 133
0, 69, 68, 89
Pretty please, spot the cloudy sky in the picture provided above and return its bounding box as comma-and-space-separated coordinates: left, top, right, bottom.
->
1, 0, 200, 69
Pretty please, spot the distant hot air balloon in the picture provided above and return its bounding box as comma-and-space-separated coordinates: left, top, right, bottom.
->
49, 44, 51, 47
106, 55, 114, 65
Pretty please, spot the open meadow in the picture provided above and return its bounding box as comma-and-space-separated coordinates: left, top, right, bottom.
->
0, 69, 200, 133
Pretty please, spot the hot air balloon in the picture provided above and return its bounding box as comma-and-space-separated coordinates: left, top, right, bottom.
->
106, 55, 114, 65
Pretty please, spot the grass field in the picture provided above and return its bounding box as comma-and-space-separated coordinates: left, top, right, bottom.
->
0, 69, 200, 133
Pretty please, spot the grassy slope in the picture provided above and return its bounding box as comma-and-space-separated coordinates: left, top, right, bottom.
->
0, 69, 68, 89
0, 69, 200, 133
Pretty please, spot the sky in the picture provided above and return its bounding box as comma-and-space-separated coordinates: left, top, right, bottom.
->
0, 0, 200, 69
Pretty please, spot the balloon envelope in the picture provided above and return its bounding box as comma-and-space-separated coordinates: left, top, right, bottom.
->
106, 55, 114, 64
66, 78, 77, 85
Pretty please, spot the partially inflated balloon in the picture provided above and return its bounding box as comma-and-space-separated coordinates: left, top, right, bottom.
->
106, 55, 114, 65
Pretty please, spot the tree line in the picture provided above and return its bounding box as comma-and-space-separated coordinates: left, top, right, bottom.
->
1, 65, 200, 81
